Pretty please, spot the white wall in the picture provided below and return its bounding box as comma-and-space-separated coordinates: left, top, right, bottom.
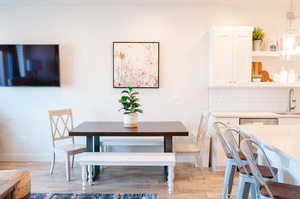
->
0, 0, 296, 161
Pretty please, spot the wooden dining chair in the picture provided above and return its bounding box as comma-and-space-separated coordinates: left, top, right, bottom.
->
174, 112, 211, 167
48, 109, 86, 181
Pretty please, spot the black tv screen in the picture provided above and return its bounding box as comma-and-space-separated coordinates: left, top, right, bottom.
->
0, 45, 60, 86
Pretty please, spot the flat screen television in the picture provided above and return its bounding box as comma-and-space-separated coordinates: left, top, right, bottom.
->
0, 44, 60, 86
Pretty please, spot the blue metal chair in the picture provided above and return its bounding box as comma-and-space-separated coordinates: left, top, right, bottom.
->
223, 129, 278, 199
213, 122, 248, 199
241, 138, 300, 199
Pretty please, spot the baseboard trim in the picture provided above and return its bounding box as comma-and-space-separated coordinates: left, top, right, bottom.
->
0, 153, 63, 162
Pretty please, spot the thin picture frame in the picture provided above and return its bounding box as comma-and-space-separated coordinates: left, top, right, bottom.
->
113, 41, 160, 88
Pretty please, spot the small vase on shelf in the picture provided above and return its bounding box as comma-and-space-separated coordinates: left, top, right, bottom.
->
253, 40, 262, 51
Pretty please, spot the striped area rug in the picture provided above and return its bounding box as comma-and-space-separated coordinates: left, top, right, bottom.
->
30, 193, 156, 199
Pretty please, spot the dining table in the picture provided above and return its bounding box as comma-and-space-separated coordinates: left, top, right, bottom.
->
69, 121, 189, 180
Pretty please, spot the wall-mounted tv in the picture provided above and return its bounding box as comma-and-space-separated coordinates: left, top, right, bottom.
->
0, 44, 60, 87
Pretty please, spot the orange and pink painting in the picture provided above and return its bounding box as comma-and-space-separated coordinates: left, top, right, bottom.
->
113, 42, 159, 88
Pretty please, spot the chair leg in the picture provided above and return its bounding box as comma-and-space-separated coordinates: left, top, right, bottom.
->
226, 165, 236, 198
66, 154, 71, 181
221, 159, 236, 199
49, 152, 55, 175
250, 183, 258, 199
71, 155, 75, 168
237, 175, 251, 199
195, 154, 201, 168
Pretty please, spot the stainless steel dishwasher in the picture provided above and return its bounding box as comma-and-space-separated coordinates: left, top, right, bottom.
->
239, 118, 279, 125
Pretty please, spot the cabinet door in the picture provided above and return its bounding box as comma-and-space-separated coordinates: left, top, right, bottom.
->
233, 31, 252, 84
210, 32, 233, 86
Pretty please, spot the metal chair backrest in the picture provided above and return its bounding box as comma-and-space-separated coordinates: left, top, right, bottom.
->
221, 128, 247, 170
213, 122, 243, 164
241, 138, 276, 199
213, 121, 231, 156
48, 109, 74, 147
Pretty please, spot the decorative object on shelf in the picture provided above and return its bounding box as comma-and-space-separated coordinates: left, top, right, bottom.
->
252, 62, 262, 76
251, 62, 272, 82
268, 40, 278, 51
119, 87, 143, 128
252, 74, 262, 82
253, 27, 265, 51
252, 61, 262, 82
273, 67, 289, 83
260, 71, 272, 82
113, 42, 159, 88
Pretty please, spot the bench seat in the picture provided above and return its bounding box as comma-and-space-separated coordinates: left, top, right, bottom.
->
79, 152, 176, 193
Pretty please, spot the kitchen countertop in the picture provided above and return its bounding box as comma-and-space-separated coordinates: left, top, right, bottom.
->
240, 125, 300, 162
211, 112, 300, 118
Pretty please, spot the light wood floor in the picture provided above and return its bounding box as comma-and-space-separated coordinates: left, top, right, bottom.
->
0, 162, 238, 199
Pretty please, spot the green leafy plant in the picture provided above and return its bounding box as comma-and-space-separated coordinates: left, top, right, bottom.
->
119, 87, 143, 114
253, 27, 265, 41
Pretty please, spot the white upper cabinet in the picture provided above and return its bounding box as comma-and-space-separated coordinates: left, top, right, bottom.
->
209, 31, 233, 86
209, 26, 253, 87
233, 31, 252, 84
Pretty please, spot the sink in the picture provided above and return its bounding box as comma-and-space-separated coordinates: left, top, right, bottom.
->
274, 112, 300, 115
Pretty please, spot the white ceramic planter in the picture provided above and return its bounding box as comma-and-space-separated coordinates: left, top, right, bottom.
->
253, 40, 262, 51
123, 113, 138, 128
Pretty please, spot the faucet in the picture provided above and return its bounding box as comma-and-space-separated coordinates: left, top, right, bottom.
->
289, 88, 297, 112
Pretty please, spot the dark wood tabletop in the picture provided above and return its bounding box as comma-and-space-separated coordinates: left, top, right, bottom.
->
70, 121, 188, 136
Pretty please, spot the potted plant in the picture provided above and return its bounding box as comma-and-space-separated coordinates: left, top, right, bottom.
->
253, 27, 265, 51
119, 87, 143, 128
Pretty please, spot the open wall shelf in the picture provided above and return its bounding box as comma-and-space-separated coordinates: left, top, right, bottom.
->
252, 51, 280, 57
209, 82, 300, 88
252, 50, 300, 57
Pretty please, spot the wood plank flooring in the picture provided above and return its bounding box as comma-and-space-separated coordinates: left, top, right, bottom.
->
0, 162, 238, 199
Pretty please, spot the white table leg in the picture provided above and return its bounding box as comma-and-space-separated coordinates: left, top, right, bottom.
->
168, 166, 174, 194
82, 165, 87, 188
88, 165, 93, 185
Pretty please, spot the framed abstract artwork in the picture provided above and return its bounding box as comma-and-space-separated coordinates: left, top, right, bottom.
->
113, 42, 159, 88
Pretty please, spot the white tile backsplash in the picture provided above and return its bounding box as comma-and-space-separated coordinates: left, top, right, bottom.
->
209, 88, 293, 112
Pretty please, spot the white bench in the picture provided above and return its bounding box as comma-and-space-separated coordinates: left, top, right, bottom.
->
79, 152, 176, 193
101, 137, 164, 147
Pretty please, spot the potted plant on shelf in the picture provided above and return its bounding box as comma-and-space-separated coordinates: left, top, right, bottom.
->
253, 27, 265, 51
119, 87, 143, 128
